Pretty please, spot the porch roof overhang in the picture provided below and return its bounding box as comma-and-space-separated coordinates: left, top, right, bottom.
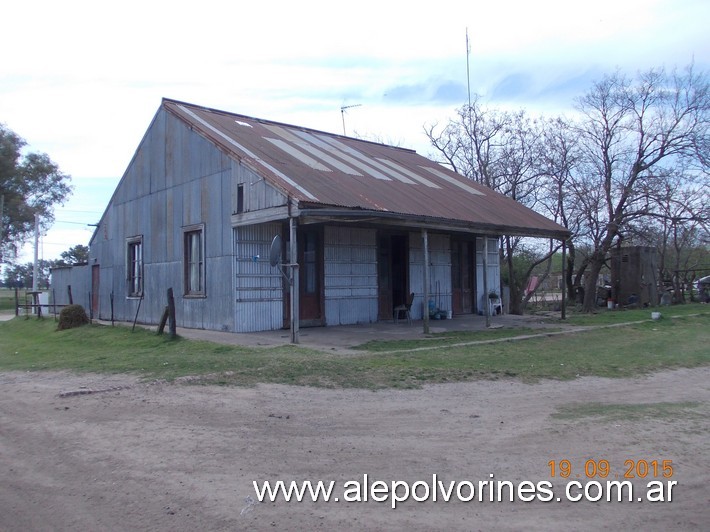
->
231, 203, 570, 240
296, 205, 571, 240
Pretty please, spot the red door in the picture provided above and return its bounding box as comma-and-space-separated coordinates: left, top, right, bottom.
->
452, 240, 475, 314
91, 265, 100, 317
298, 228, 323, 326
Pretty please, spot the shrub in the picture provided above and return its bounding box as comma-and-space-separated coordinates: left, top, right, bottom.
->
57, 304, 90, 330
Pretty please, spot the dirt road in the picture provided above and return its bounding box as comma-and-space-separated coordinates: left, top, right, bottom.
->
1, 368, 708, 531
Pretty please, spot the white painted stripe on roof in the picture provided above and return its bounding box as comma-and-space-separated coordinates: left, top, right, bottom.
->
264, 138, 332, 172
263, 125, 362, 176
307, 133, 391, 180
419, 165, 484, 195
315, 135, 422, 183
176, 104, 318, 201
376, 158, 440, 188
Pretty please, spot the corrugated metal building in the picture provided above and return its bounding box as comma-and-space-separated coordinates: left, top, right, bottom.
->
65, 98, 568, 334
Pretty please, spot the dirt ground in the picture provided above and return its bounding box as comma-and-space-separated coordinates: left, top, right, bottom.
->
1, 367, 708, 531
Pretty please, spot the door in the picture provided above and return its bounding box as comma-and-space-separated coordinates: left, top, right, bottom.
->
298, 227, 323, 326
452, 239, 475, 314
91, 264, 100, 317
377, 233, 408, 319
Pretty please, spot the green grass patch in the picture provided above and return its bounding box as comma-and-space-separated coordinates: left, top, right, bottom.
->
552, 401, 707, 423
0, 288, 17, 312
561, 303, 708, 326
0, 313, 708, 389
352, 327, 559, 352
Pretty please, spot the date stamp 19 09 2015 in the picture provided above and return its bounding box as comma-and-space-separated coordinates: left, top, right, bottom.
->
548, 459, 674, 480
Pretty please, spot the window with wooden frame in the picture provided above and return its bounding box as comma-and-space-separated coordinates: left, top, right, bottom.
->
183, 224, 205, 296
126, 236, 143, 297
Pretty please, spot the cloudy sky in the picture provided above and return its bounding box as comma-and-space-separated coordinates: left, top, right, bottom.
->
2, 0, 708, 263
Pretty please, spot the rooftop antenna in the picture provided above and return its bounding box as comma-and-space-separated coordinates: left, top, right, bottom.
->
340, 104, 362, 136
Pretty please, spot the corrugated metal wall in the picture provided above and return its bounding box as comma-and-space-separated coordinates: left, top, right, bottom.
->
88, 107, 237, 331
79, 102, 504, 335
233, 222, 284, 332
409, 232, 452, 319
476, 237, 502, 312
324, 226, 378, 325
49, 265, 91, 309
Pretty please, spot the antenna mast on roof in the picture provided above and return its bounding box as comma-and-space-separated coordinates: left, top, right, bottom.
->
340, 104, 362, 136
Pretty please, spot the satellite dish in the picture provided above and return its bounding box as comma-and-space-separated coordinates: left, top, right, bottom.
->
269, 235, 282, 267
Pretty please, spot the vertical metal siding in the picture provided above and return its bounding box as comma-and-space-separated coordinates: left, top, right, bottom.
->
88, 108, 236, 329
408, 232, 452, 319
50, 265, 91, 309
323, 226, 378, 325
476, 237, 501, 311
233, 223, 284, 332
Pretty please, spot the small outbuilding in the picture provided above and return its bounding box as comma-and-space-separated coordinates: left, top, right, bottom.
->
61, 98, 568, 336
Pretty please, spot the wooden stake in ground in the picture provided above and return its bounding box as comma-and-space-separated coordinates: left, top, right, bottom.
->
167, 287, 176, 338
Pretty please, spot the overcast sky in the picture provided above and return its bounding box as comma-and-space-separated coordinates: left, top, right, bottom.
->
2, 0, 708, 263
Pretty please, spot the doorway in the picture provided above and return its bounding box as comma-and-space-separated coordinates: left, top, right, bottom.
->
297, 227, 323, 327
91, 264, 100, 318
452, 239, 476, 314
377, 233, 408, 320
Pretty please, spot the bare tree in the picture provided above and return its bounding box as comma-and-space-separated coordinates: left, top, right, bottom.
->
572, 65, 710, 311
426, 99, 549, 313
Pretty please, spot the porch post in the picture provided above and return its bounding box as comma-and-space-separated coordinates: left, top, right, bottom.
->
482, 235, 490, 328
422, 228, 430, 334
561, 239, 567, 320
290, 217, 299, 344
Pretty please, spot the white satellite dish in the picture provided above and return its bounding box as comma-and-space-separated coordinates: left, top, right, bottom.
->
269, 235, 282, 267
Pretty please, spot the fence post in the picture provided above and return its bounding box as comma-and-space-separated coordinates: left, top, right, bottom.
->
167, 288, 176, 338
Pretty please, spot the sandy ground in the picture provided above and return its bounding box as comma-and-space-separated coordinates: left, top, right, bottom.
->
1, 367, 708, 531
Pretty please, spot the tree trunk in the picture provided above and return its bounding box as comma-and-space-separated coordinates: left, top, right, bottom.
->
582, 252, 606, 312
505, 236, 524, 315
565, 239, 576, 300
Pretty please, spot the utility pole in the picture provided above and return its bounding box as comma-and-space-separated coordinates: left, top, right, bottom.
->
0, 194, 4, 262
33, 213, 39, 291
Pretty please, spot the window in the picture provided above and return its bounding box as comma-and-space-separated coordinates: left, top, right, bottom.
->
126, 236, 143, 297
184, 225, 205, 296
236, 184, 244, 214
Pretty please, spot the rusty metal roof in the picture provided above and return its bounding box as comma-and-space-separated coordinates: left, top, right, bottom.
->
164, 98, 569, 239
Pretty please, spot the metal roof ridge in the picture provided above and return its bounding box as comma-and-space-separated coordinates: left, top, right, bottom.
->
161, 97, 417, 153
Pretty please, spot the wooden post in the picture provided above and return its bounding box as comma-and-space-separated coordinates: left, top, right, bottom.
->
67, 284, 73, 305
289, 217, 299, 344
14, 286, 19, 316
561, 239, 567, 320
422, 228, 430, 335
157, 306, 169, 335
482, 236, 490, 328
110, 291, 114, 326
167, 287, 176, 338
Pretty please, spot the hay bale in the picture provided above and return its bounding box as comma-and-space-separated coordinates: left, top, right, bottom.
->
57, 304, 90, 330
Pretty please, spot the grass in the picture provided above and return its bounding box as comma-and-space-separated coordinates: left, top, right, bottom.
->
560, 303, 705, 326
0, 309, 708, 388
0, 288, 17, 312
352, 327, 560, 352
552, 401, 707, 423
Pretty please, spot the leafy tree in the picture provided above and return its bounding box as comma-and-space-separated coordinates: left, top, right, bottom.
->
1, 260, 51, 289
57, 244, 89, 266
0, 124, 72, 263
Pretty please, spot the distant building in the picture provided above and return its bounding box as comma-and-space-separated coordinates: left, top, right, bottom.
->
610, 246, 659, 307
